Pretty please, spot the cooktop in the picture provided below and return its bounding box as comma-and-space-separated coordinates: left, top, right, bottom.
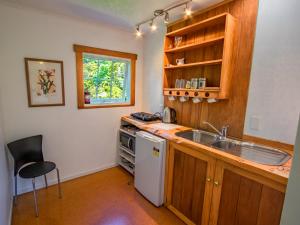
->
130, 112, 160, 122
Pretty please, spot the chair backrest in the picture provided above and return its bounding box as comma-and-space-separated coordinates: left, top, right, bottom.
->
7, 135, 44, 176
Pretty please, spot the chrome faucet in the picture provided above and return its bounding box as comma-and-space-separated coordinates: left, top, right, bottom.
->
203, 121, 229, 139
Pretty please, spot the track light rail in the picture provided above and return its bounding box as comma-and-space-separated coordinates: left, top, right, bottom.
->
135, 0, 192, 36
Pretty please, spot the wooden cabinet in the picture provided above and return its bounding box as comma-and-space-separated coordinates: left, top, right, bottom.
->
166, 142, 286, 225
210, 161, 285, 225
163, 13, 237, 100
166, 142, 216, 225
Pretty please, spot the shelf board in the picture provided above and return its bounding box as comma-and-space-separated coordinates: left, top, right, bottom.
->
119, 146, 135, 157
166, 13, 227, 37
119, 161, 134, 175
163, 87, 224, 99
164, 59, 222, 69
119, 128, 136, 137
164, 87, 221, 92
120, 152, 135, 165
165, 36, 224, 53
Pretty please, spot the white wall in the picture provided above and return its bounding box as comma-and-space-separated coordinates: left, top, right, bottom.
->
244, 0, 300, 144
142, 28, 165, 113
0, 4, 143, 193
0, 98, 11, 225
280, 116, 300, 224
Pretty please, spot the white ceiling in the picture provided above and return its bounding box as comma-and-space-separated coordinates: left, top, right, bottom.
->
0, 0, 224, 31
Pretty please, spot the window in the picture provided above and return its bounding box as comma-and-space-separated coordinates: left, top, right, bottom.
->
74, 45, 137, 109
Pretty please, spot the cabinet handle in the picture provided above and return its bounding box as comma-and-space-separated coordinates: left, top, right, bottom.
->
214, 181, 219, 186
206, 178, 211, 182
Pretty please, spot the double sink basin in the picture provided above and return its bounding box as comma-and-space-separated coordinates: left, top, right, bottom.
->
175, 130, 291, 166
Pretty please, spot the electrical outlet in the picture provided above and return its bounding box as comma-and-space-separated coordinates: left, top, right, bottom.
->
250, 116, 261, 131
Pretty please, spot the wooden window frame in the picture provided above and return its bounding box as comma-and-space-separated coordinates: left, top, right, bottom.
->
74, 44, 137, 109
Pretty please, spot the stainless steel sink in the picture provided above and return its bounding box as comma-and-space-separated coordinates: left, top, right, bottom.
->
175, 130, 218, 146
212, 140, 238, 150
175, 130, 291, 166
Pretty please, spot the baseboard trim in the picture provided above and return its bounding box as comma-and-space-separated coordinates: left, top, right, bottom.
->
18, 162, 118, 194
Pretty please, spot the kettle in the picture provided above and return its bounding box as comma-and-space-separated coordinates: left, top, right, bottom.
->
163, 107, 176, 123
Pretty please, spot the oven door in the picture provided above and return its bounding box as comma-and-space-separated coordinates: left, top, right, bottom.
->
119, 131, 135, 154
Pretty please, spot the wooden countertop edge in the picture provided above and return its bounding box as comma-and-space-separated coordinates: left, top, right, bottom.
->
121, 116, 290, 186
170, 138, 289, 186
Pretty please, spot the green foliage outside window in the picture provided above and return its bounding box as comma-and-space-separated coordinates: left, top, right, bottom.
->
83, 54, 130, 104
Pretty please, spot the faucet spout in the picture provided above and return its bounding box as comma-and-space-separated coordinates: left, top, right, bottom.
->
203, 121, 229, 139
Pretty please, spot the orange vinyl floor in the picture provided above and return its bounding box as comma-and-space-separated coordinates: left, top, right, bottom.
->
12, 166, 185, 225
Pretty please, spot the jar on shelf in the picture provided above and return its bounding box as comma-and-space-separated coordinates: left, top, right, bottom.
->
198, 78, 206, 89
191, 78, 198, 89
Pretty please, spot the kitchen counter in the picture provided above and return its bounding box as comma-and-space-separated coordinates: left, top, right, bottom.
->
122, 116, 292, 185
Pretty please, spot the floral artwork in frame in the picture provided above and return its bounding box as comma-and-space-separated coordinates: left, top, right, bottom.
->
25, 58, 65, 107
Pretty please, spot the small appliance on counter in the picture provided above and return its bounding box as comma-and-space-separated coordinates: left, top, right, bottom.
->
162, 107, 176, 123
130, 112, 161, 122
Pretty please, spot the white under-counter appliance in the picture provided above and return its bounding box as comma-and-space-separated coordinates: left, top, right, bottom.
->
134, 131, 166, 207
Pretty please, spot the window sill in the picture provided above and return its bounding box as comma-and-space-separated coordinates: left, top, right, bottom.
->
78, 103, 135, 109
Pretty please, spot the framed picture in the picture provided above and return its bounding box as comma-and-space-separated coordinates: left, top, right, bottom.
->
24, 58, 65, 107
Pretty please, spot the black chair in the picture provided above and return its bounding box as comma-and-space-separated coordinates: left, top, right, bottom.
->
7, 135, 62, 217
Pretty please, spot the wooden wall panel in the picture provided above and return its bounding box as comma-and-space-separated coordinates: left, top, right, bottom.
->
165, 0, 259, 138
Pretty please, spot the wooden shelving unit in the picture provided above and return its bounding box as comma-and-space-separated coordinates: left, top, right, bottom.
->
164, 36, 224, 53
164, 87, 220, 92
163, 88, 221, 99
164, 59, 222, 69
166, 13, 227, 37
163, 13, 237, 100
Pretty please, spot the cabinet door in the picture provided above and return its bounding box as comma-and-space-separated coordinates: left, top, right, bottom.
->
209, 160, 286, 225
166, 142, 216, 225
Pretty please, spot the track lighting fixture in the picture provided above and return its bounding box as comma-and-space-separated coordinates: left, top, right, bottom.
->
150, 20, 157, 31
135, 26, 142, 37
185, 3, 192, 16
164, 12, 170, 24
135, 0, 192, 36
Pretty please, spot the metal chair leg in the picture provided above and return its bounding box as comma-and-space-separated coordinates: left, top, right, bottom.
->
14, 176, 18, 205
44, 174, 48, 188
32, 178, 39, 217
56, 168, 62, 198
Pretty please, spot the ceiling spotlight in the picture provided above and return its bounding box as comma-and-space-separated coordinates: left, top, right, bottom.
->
136, 26, 142, 37
150, 20, 157, 31
164, 12, 170, 24
185, 4, 192, 16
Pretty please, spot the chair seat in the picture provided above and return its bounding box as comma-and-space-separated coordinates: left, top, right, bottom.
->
19, 161, 56, 178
